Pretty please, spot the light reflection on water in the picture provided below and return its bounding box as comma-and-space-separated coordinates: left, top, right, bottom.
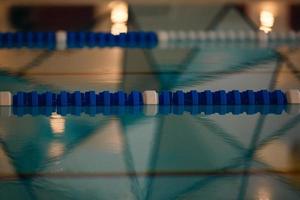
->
50, 113, 65, 135
0, 1, 299, 199
0, 105, 299, 199
0, 47, 299, 198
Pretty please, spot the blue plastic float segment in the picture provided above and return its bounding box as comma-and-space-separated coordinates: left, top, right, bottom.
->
6, 33, 14, 48
67, 32, 75, 48
0, 33, 3, 47
114, 34, 121, 46
227, 90, 241, 105
13, 92, 25, 106
80, 93, 85, 105
139, 32, 147, 48
85, 91, 96, 106
2, 33, 7, 47
70, 32, 78, 48
128, 91, 143, 106
97, 91, 111, 106
103, 33, 110, 46
27, 32, 34, 48
185, 90, 199, 105
119, 33, 127, 47
96, 33, 106, 47
241, 90, 255, 105
213, 90, 227, 105
112, 91, 126, 106
47, 32, 55, 50
37, 32, 47, 48
38, 92, 45, 106
27, 91, 39, 106
57, 91, 68, 106
107, 33, 116, 47
199, 90, 213, 105
173, 91, 185, 105
147, 32, 158, 48
15, 32, 23, 48
78, 32, 85, 48
127, 32, 137, 47
256, 90, 270, 105
72, 91, 82, 106
43, 92, 55, 106
87, 32, 96, 48
75, 32, 83, 48
159, 91, 172, 105
0, 32, 56, 49
270, 90, 286, 105
36, 32, 44, 48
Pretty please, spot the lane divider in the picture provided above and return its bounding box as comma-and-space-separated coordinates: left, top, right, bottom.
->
0, 90, 299, 107
157, 30, 300, 43
0, 31, 158, 50
1, 30, 300, 50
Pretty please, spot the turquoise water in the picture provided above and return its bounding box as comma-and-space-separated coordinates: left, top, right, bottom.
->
0, 105, 300, 199
0, 3, 300, 200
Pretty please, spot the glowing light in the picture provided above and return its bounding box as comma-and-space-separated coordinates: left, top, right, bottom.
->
258, 188, 271, 200
49, 141, 64, 158
110, 3, 128, 23
50, 113, 65, 134
259, 10, 275, 33
111, 23, 128, 35
109, 1, 128, 35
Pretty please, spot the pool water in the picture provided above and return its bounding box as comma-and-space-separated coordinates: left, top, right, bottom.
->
0, 2, 300, 200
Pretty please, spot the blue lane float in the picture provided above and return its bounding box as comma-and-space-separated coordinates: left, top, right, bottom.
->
128, 91, 143, 106
0, 32, 56, 49
0, 31, 158, 49
2, 30, 300, 50
8, 90, 291, 107
241, 90, 256, 105
159, 91, 173, 105
213, 90, 227, 105
199, 90, 213, 105
173, 91, 185, 105
68, 31, 157, 49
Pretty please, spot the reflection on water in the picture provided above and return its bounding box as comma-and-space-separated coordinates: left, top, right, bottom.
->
48, 141, 65, 158
0, 1, 299, 199
257, 184, 271, 200
0, 105, 299, 199
5, 105, 290, 117
50, 113, 65, 135
93, 119, 124, 154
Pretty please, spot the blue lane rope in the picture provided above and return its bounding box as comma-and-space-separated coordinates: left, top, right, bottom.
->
66, 31, 158, 48
0, 31, 158, 49
12, 90, 287, 107
1, 31, 300, 49
0, 32, 56, 49
11, 105, 287, 116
